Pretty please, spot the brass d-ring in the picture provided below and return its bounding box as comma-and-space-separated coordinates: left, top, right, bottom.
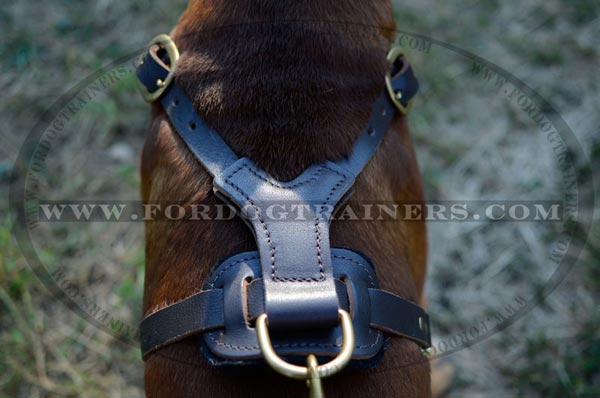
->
256, 309, 355, 380
385, 46, 409, 115
137, 34, 180, 102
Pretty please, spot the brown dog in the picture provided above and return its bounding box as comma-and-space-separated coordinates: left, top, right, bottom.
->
140, 1, 429, 396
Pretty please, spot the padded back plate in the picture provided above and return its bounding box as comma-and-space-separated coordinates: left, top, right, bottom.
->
201, 248, 384, 363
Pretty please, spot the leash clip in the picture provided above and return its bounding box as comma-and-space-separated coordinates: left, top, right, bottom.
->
306, 354, 324, 398
137, 34, 180, 102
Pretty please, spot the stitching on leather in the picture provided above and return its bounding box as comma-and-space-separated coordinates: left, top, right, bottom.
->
332, 254, 376, 287
223, 167, 277, 280
208, 255, 260, 289
207, 328, 382, 351
314, 218, 325, 279
224, 162, 348, 282
323, 176, 346, 207
241, 164, 325, 189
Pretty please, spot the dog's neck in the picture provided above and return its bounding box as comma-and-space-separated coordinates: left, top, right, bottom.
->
170, 0, 395, 181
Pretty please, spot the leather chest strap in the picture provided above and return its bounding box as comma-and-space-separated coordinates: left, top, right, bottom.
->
140, 250, 431, 360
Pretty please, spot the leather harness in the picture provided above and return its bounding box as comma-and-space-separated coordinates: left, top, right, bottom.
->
136, 34, 431, 382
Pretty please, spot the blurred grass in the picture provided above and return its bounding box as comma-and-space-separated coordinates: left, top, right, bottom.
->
0, 0, 599, 397
0, 1, 181, 396
0, 217, 145, 397
498, 223, 600, 398
394, 1, 599, 396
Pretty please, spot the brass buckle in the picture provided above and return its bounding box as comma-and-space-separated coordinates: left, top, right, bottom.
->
385, 46, 409, 115
137, 34, 180, 102
256, 309, 355, 381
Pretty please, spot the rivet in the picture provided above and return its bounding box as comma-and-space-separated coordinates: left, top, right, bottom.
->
156, 79, 166, 88
418, 316, 428, 333
395, 91, 402, 100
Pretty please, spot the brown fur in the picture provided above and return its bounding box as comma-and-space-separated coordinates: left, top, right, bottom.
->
141, 0, 429, 396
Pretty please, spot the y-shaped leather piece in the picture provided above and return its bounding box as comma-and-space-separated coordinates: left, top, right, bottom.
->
213, 159, 355, 329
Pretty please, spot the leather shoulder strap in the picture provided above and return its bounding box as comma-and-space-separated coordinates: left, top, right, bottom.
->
135, 41, 420, 180
140, 250, 431, 360
137, 48, 239, 178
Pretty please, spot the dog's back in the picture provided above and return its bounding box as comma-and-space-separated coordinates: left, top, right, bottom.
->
141, 1, 429, 396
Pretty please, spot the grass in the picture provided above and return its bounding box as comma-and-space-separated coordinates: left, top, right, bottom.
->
1, 0, 599, 397
498, 221, 600, 398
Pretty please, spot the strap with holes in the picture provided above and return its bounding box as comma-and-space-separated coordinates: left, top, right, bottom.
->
134, 37, 420, 180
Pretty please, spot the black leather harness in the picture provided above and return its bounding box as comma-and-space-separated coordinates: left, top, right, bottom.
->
136, 34, 431, 375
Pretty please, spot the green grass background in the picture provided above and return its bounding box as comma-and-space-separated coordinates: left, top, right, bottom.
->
1, 0, 599, 397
